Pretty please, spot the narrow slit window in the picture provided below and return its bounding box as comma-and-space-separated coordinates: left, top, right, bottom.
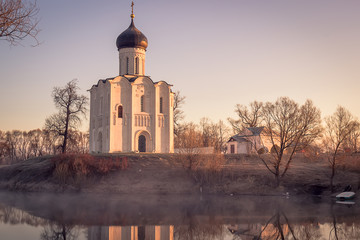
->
126, 57, 129, 74
140, 95, 144, 112
119, 59, 121, 75
142, 59, 145, 74
99, 97, 103, 115
118, 105, 123, 118
160, 97, 163, 113
135, 57, 139, 74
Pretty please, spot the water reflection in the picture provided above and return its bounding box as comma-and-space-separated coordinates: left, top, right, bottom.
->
85, 220, 360, 240
88, 225, 173, 240
41, 222, 79, 240
0, 192, 359, 240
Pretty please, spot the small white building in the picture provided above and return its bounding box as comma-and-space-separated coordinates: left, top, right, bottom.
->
226, 127, 268, 154
89, 7, 174, 153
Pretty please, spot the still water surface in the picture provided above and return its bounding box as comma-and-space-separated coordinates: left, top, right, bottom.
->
0, 191, 359, 240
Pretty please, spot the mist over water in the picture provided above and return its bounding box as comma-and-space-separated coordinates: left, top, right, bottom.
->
0, 191, 359, 240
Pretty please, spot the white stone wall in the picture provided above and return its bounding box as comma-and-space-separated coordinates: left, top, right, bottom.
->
89, 76, 174, 153
237, 142, 251, 154
155, 82, 172, 153
89, 80, 111, 153
109, 77, 132, 152
227, 141, 237, 154
132, 77, 155, 152
119, 47, 146, 75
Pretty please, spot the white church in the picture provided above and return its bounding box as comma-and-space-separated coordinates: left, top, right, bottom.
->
89, 4, 174, 153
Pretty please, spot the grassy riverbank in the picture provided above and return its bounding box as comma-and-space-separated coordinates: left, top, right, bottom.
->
0, 153, 359, 195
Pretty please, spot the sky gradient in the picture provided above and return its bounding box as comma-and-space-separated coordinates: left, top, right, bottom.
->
1, 0, 360, 131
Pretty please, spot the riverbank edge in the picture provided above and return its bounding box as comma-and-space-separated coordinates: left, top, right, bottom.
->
0, 153, 358, 196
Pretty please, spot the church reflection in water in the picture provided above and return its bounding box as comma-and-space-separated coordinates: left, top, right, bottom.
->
88, 225, 174, 240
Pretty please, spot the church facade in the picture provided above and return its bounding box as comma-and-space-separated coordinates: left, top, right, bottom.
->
89, 7, 174, 153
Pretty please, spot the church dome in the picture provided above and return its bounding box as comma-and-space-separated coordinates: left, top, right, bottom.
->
116, 19, 148, 50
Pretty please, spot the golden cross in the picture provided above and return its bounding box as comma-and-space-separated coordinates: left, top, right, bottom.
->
131, 1, 134, 15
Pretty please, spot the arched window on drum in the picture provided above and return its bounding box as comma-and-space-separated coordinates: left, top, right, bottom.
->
135, 57, 139, 74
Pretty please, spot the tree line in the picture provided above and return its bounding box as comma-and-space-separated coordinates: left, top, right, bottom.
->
0, 129, 89, 165
1, 79, 359, 190
0, 79, 89, 164
174, 95, 360, 189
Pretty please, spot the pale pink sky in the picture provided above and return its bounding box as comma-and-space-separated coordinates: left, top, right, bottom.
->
1, 0, 360, 131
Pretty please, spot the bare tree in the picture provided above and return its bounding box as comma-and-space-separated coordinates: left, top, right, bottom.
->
5, 130, 22, 162
0, 128, 89, 164
0, 132, 9, 164
199, 118, 230, 153
199, 117, 216, 148
173, 90, 186, 137
228, 101, 263, 133
344, 128, 360, 153
215, 120, 230, 153
175, 122, 204, 170
41, 129, 61, 155
0, 0, 40, 45
175, 122, 203, 152
260, 97, 322, 186
176, 119, 230, 155
27, 129, 45, 157
323, 106, 359, 192
66, 130, 89, 154
41, 222, 79, 240
45, 80, 88, 153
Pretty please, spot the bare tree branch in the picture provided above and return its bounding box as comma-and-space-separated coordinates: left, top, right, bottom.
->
228, 101, 263, 133
45, 79, 89, 153
173, 90, 186, 137
323, 106, 359, 192
245, 97, 322, 186
0, 0, 40, 46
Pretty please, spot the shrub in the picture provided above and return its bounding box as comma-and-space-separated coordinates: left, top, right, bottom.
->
179, 153, 201, 170
177, 153, 226, 185
337, 154, 360, 173
51, 154, 128, 185
257, 147, 266, 155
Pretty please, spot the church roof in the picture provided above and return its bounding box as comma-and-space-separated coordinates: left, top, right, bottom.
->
90, 75, 172, 89
116, 18, 148, 50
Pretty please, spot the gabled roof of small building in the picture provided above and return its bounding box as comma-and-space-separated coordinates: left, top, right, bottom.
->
228, 135, 251, 143
227, 127, 264, 143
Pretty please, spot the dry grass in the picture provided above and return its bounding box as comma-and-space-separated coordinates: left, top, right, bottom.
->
337, 154, 360, 173
177, 153, 226, 185
52, 154, 128, 185
1, 152, 359, 194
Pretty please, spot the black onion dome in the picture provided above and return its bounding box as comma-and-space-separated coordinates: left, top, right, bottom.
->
116, 19, 148, 50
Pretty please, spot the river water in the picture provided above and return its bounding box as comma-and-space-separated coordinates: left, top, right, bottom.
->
0, 191, 359, 240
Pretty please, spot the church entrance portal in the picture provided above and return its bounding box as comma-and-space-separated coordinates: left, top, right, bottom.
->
138, 135, 146, 152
